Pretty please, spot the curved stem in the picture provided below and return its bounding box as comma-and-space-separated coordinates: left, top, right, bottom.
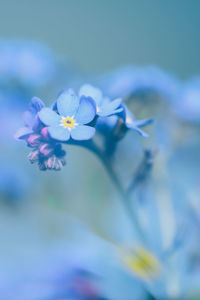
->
87, 141, 147, 244
73, 141, 156, 298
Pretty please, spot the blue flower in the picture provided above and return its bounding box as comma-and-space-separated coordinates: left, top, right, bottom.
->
100, 66, 180, 101
96, 105, 152, 140
38, 89, 96, 141
0, 39, 58, 88
79, 84, 123, 117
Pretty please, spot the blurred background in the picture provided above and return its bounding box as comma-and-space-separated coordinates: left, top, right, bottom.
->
0, 1, 200, 299
1, 0, 200, 77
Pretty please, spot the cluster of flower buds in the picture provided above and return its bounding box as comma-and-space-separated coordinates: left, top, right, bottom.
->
27, 127, 66, 171
15, 97, 66, 171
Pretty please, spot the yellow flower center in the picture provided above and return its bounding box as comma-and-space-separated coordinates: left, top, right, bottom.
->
61, 116, 76, 129
121, 246, 161, 280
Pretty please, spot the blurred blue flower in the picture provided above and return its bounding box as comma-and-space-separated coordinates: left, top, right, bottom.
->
100, 66, 180, 101
1, 223, 150, 300
0, 39, 58, 88
79, 84, 123, 117
39, 89, 96, 141
174, 77, 200, 124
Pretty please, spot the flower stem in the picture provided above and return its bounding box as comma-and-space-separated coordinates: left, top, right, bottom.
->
88, 141, 147, 243
126, 149, 155, 198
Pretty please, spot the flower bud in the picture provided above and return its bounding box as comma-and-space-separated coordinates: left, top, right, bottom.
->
28, 150, 39, 163
27, 134, 41, 147
44, 155, 65, 171
41, 127, 49, 139
39, 143, 53, 157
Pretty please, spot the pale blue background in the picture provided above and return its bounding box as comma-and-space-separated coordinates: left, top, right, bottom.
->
0, 0, 199, 78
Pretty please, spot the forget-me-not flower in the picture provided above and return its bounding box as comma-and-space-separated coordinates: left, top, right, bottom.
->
79, 84, 123, 117
39, 89, 96, 141
100, 66, 180, 101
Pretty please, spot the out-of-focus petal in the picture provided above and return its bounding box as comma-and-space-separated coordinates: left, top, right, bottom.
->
30, 97, 45, 112
79, 84, 103, 106
23, 110, 35, 128
102, 98, 122, 111
133, 118, 154, 128
14, 127, 33, 140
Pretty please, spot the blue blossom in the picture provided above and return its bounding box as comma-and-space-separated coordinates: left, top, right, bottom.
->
100, 66, 180, 101
38, 89, 96, 141
96, 105, 152, 141
0, 39, 58, 88
1, 223, 148, 300
79, 84, 123, 117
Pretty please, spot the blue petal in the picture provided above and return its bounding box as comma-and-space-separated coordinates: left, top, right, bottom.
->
127, 124, 149, 137
79, 84, 103, 106
23, 110, 35, 128
133, 118, 153, 127
57, 89, 79, 117
125, 107, 135, 125
75, 96, 96, 124
38, 108, 61, 126
98, 106, 123, 117
30, 97, 45, 112
14, 127, 33, 140
98, 98, 123, 117
101, 98, 122, 111
48, 126, 70, 141
71, 125, 95, 140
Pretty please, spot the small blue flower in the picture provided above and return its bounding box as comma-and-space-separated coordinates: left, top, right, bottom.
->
79, 84, 123, 117
38, 89, 96, 141
100, 66, 180, 101
96, 105, 152, 139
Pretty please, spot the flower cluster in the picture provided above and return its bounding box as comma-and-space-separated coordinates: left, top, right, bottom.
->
15, 97, 66, 171
16, 84, 152, 170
